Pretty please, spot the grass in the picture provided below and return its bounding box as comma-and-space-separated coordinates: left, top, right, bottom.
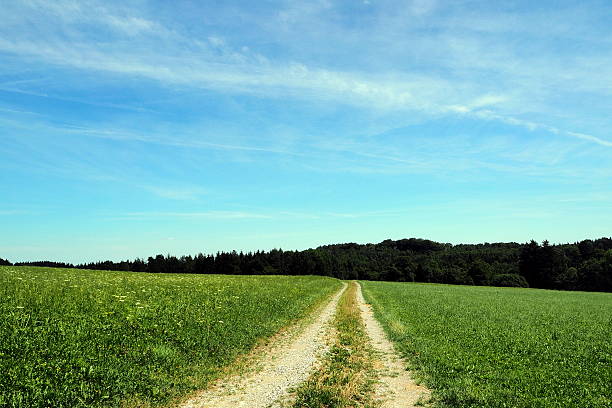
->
291, 282, 377, 408
360, 281, 612, 408
0, 266, 341, 408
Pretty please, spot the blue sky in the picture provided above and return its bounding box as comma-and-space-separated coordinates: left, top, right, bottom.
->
1, 0, 611, 263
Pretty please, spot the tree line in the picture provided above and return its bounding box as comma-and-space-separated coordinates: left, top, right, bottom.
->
3, 237, 611, 292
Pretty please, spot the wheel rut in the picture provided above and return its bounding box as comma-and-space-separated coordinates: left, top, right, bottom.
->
180, 283, 347, 408
355, 282, 430, 408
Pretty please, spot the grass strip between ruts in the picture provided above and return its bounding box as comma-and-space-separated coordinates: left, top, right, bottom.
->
290, 281, 377, 408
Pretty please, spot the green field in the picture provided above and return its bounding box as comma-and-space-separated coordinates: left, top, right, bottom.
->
361, 281, 612, 407
0, 266, 340, 407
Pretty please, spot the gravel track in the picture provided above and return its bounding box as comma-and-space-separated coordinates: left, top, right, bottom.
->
356, 282, 430, 408
180, 283, 347, 408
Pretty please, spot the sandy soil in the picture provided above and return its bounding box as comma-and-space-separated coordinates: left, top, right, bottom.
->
180, 283, 347, 408
355, 282, 430, 408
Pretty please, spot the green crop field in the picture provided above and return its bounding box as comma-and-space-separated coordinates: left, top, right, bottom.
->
361, 281, 612, 408
0, 266, 340, 407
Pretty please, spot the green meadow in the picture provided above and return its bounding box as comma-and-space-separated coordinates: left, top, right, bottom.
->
361, 281, 612, 408
0, 266, 340, 407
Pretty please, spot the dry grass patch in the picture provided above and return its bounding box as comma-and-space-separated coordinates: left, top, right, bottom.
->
290, 281, 378, 408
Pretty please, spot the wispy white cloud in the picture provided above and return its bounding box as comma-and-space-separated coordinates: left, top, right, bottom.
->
2, 1, 612, 262
0, 209, 45, 217
0, 210, 29, 216
566, 131, 612, 148
1, 0, 610, 150
119, 211, 274, 220
0, 106, 42, 116
324, 209, 407, 218
1, 108, 608, 185
114, 209, 411, 221
13, 0, 164, 36
143, 186, 208, 201
0, 35, 453, 112
1, 0, 610, 192
0, 86, 156, 113
473, 110, 612, 147
556, 193, 612, 203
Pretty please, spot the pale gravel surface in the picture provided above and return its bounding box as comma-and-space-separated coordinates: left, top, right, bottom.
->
356, 282, 430, 408
180, 283, 347, 408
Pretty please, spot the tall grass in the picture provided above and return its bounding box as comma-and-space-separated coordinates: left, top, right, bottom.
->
361, 281, 612, 407
0, 266, 340, 407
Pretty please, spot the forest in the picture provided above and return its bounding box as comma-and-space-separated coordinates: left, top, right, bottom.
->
2, 237, 611, 292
